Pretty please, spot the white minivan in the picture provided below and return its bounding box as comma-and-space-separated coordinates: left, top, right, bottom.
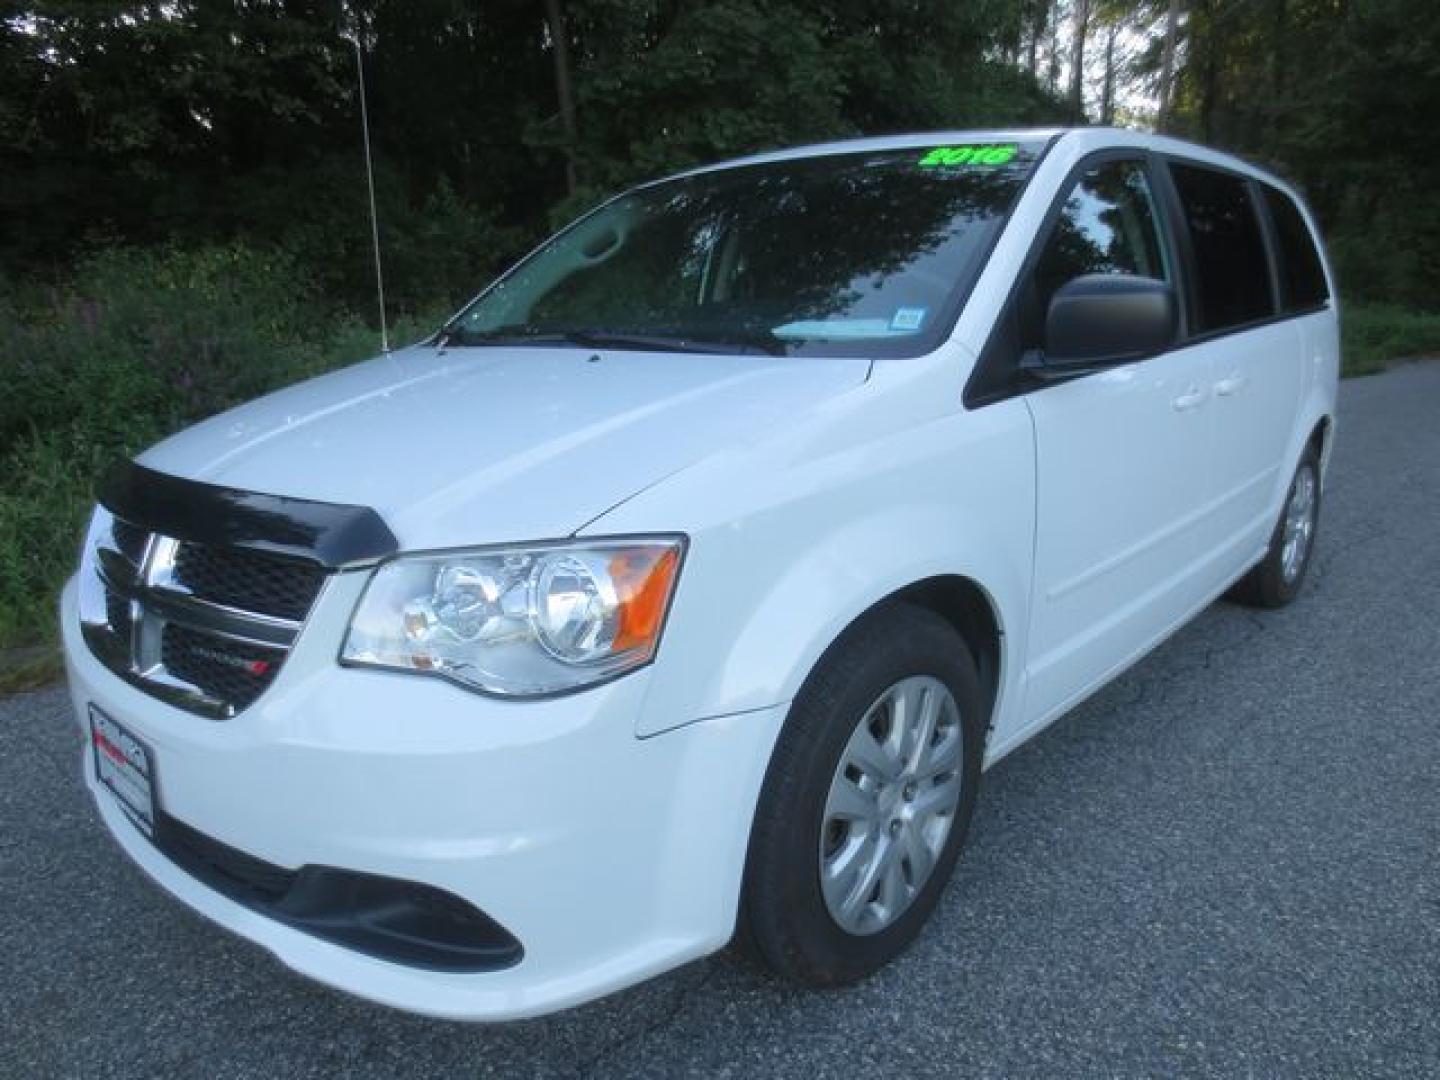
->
63, 127, 1338, 1020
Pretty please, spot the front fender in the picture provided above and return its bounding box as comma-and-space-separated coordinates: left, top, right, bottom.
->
704, 503, 1022, 727
591, 383, 1037, 739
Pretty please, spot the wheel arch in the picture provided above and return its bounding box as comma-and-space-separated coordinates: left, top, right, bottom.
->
1309, 413, 1334, 476
792, 573, 1006, 735
889, 575, 1002, 724
1268, 399, 1335, 522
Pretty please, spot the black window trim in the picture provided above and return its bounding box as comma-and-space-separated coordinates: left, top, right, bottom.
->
1249, 175, 1287, 319
1253, 179, 1333, 318
1158, 154, 1331, 339
963, 147, 1188, 409
1160, 153, 1284, 343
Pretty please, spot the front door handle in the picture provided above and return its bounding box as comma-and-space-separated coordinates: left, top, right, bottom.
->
1214, 375, 1248, 396
1172, 386, 1208, 412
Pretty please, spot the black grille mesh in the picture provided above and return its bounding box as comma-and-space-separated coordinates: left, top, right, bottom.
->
161, 623, 284, 711
111, 518, 150, 565
173, 543, 325, 622
104, 587, 131, 633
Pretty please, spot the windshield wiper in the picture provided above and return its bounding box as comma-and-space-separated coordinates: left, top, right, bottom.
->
437, 324, 788, 357
564, 329, 788, 357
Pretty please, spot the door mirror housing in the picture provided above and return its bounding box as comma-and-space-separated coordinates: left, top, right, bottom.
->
1029, 273, 1178, 376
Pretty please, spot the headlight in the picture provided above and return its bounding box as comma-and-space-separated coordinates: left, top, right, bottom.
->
340, 537, 684, 697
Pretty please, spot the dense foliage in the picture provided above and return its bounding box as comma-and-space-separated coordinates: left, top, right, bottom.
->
5, 1, 1438, 309
1, 1, 1439, 672
0, 245, 441, 663
0, 0, 1062, 315
1156, 0, 1440, 310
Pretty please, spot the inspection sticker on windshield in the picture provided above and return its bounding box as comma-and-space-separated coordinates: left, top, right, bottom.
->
890, 307, 928, 332
918, 144, 1018, 167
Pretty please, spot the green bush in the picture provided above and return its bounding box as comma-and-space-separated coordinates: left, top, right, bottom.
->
227, 158, 522, 318
0, 244, 444, 658
2, 245, 326, 454
1341, 304, 1440, 377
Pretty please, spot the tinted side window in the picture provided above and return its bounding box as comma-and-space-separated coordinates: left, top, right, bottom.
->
1262, 185, 1329, 312
1170, 163, 1274, 333
1022, 159, 1171, 345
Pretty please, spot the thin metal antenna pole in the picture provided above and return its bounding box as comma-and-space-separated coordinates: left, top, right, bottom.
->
352, 30, 389, 353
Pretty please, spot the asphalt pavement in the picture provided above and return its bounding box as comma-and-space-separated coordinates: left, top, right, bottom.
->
2, 362, 1437, 1079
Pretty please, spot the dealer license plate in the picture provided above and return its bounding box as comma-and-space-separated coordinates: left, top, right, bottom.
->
89, 705, 156, 837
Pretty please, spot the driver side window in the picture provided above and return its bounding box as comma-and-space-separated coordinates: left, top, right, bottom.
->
1020, 160, 1171, 346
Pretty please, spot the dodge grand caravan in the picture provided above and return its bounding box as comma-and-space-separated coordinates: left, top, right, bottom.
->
63, 128, 1338, 1020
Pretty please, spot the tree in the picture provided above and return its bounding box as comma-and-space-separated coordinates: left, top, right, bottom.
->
1099, 22, 1119, 124
1024, 0, 1052, 74
542, 0, 579, 195
1068, 0, 1094, 121
1156, 0, 1182, 130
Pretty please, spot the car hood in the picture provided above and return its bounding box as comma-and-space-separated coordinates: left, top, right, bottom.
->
138, 344, 872, 550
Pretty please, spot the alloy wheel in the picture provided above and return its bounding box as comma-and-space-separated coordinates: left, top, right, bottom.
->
818, 675, 965, 935
1281, 464, 1318, 584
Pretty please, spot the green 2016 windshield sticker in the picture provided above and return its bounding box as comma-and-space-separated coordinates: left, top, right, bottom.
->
918, 144, 1018, 167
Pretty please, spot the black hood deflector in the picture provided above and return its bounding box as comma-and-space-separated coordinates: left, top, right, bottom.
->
100, 461, 398, 568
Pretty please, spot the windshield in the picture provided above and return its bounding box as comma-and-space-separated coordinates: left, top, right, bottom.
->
445, 140, 1046, 358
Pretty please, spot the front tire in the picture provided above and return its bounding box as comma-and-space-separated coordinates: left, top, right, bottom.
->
1230, 443, 1322, 608
737, 604, 985, 986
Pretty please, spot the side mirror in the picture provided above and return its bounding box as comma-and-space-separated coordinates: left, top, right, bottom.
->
1030, 273, 1178, 375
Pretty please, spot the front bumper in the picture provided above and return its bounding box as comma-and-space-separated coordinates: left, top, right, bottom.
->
61, 576, 787, 1020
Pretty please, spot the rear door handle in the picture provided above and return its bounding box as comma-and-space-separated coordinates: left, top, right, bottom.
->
1172, 386, 1208, 412
1214, 375, 1247, 396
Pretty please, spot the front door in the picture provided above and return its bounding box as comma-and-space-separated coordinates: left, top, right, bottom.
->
1019, 157, 1217, 725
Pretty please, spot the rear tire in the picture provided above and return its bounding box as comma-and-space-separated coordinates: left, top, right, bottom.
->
1229, 443, 1322, 608
736, 604, 985, 986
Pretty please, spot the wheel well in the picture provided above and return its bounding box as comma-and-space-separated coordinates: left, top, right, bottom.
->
1309, 416, 1331, 459
891, 576, 1002, 722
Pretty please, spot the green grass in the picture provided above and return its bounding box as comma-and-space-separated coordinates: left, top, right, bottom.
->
1, 255, 1437, 690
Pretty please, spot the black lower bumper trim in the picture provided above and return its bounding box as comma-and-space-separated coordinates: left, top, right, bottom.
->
153, 814, 523, 973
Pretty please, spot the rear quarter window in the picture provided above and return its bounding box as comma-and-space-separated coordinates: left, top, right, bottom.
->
1262, 185, 1329, 312
1169, 163, 1275, 333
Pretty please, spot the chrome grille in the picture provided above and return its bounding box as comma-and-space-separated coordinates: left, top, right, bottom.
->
79, 508, 328, 718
